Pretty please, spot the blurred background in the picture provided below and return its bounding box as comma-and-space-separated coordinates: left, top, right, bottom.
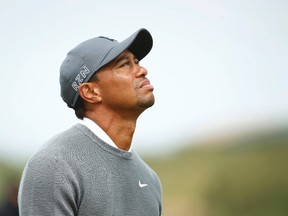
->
1, 0, 288, 215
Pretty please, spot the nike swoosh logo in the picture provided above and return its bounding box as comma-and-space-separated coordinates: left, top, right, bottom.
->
139, 180, 148, 188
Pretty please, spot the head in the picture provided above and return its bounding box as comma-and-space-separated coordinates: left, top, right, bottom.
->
59, 28, 154, 119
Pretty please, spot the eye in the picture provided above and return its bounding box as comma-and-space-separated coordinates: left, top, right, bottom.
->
121, 61, 130, 67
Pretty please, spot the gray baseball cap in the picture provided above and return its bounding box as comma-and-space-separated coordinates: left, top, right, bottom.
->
60, 28, 153, 109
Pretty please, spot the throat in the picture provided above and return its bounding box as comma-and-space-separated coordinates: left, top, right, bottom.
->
104, 121, 136, 151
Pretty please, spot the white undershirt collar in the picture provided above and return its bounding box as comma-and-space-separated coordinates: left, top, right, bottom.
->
79, 117, 132, 152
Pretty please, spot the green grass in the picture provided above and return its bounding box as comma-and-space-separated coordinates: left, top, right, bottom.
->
146, 129, 288, 216
0, 162, 22, 208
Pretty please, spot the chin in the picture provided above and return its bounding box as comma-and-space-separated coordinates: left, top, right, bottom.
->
138, 95, 155, 109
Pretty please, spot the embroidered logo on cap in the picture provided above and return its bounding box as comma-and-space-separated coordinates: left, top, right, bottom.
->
71, 65, 90, 91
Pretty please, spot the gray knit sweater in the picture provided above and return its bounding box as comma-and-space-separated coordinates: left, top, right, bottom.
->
18, 124, 162, 215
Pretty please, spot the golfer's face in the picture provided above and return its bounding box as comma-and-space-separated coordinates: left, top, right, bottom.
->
95, 50, 155, 113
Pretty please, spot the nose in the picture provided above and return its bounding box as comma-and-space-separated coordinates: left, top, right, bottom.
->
135, 65, 148, 78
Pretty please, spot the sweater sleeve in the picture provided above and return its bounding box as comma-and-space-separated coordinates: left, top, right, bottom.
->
18, 155, 81, 216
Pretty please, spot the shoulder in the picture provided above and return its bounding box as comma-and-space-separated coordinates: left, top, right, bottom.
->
33, 124, 95, 159
21, 124, 88, 176
22, 123, 106, 177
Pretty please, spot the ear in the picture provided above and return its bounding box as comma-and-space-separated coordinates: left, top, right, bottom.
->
78, 82, 102, 104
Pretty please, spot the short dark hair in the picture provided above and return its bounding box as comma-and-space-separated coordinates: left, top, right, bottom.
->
74, 97, 86, 119
73, 72, 99, 120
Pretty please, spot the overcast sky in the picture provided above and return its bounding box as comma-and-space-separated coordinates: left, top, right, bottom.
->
1, 0, 288, 162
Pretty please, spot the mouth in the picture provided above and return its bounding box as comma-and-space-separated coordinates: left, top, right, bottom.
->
140, 79, 154, 90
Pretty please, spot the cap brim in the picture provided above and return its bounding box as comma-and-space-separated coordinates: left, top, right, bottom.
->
100, 28, 153, 68
126, 28, 153, 61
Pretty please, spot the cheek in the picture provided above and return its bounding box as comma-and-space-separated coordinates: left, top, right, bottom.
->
113, 75, 135, 91
102, 78, 136, 99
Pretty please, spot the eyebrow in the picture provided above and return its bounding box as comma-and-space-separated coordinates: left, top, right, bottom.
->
114, 55, 129, 65
114, 53, 138, 65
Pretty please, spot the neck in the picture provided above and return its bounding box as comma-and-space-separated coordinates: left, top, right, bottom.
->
86, 111, 138, 151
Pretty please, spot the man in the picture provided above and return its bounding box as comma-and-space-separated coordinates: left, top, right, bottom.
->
18, 28, 162, 216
